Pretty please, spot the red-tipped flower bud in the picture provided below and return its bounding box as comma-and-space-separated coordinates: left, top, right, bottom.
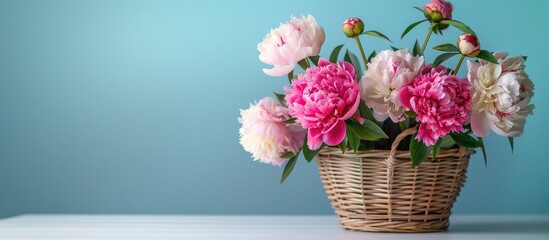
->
423, 0, 454, 23
458, 33, 480, 57
342, 18, 364, 38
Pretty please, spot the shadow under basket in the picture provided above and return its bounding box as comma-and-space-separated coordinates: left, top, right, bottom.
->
316, 129, 475, 233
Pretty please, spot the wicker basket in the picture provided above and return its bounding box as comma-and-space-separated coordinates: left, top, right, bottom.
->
317, 128, 474, 233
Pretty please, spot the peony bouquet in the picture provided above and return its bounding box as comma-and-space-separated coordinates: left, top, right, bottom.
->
239, 0, 535, 183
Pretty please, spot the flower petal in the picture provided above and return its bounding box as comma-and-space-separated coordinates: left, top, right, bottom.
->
322, 120, 346, 146
307, 130, 324, 150
471, 110, 490, 137
397, 87, 413, 110
263, 64, 296, 77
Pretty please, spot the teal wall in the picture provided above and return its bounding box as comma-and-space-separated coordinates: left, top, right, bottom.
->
1, 0, 547, 217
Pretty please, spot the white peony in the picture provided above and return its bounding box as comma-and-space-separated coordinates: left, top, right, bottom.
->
258, 15, 325, 77
467, 52, 535, 137
360, 49, 424, 122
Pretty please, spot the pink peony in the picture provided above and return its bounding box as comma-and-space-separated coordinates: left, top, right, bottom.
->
239, 97, 306, 166
285, 58, 360, 150
258, 15, 325, 77
424, 0, 454, 22
398, 66, 472, 146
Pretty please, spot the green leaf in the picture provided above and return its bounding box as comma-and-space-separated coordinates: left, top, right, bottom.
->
390, 46, 400, 51
368, 50, 377, 62
433, 52, 459, 66
478, 137, 488, 167
432, 138, 443, 159
358, 140, 376, 151
404, 111, 417, 118
450, 132, 481, 148
363, 30, 392, 42
297, 58, 310, 70
477, 50, 499, 64
522, 56, 528, 61
346, 126, 360, 152
401, 19, 428, 39
413, 39, 423, 56
439, 19, 476, 35
287, 70, 294, 82
508, 137, 514, 153
280, 155, 298, 184
329, 44, 344, 63
280, 152, 296, 159
431, 23, 441, 35
410, 134, 433, 167
337, 139, 347, 154
358, 100, 378, 124
413, 6, 423, 12
302, 135, 324, 162
439, 135, 456, 148
346, 119, 388, 141
344, 50, 363, 80
309, 55, 320, 66
273, 92, 287, 107
433, 43, 459, 52
282, 118, 296, 124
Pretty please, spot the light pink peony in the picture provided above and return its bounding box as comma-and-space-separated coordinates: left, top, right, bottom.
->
258, 15, 325, 77
398, 66, 472, 146
239, 97, 306, 166
360, 49, 424, 122
424, 0, 454, 22
285, 58, 360, 150
468, 52, 535, 137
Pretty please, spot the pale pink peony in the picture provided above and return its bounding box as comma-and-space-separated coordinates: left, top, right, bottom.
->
424, 0, 454, 22
360, 49, 424, 122
285, 58, 360, 150
239, 97, 306, 166
468, 52, 535, 137
398, 66, 472, 146
258, 15, 325, 77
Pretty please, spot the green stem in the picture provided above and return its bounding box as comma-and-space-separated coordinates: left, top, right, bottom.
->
421, 23, 435, 53
354, 36, 368, 69
453, 54, 466, 75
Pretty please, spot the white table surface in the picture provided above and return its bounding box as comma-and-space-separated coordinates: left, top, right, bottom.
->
0, 215, 548, 240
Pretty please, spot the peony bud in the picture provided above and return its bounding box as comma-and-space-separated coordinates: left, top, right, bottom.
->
342, 18, 364, 38
457, 33, 480, 57
423, 0, 454, 23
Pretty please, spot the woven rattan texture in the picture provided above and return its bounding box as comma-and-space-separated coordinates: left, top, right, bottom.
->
317, 147, 473, 232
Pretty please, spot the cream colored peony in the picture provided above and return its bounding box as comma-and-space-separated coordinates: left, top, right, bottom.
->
467, 52, 535, 137
360, 49, 424, 122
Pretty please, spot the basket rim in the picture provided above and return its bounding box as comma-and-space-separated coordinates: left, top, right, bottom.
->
318, 146, 475, 160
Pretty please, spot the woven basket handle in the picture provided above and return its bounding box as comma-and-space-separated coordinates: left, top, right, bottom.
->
388, 126, 418, 159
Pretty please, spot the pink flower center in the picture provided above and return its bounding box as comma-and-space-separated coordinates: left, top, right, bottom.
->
276, 36, 286, 47
388, 57, 402, 73
496, 109, 512, 121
